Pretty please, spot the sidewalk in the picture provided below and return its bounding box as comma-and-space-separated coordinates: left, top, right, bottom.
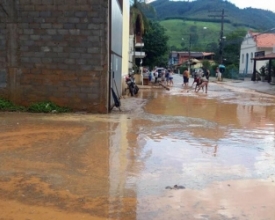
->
211, 77, 275, 96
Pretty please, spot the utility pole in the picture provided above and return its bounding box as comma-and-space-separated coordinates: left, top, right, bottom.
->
188, 34, 191, 73
209, 9, 227, 64
219, 9, 225, 64
182, 34, 192, 72
183, 27, 208, 72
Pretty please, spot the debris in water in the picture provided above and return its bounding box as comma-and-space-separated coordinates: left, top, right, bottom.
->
165, 185, 185, 190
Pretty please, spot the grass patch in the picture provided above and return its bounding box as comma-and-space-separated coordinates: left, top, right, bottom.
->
28, 101, 71, 113
0, 98, 71, 113
0, 98, 26, 112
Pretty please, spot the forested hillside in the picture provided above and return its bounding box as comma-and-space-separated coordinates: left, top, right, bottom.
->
141, 0, 275, 67
148, 0, 275, 30
159, 19, 243, 51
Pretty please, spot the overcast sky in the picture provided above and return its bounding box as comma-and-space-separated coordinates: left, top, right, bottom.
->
228, 0, 275, 12
145, 0, 275, 13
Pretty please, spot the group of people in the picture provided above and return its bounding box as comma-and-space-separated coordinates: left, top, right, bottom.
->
146, 65, 224, 94
182, 67, 210, 93
148, 67, 174, 86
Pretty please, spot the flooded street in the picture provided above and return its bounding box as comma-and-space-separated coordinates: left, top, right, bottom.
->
1, 76, 275, 220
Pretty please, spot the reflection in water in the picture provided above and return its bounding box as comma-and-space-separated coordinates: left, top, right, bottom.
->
0, 82, 275, 219
132, 85, 275, 219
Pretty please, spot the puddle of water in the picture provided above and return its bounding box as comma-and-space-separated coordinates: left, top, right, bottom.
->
1, 81, 275, 219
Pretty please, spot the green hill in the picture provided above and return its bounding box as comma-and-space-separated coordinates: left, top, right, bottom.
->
149, 0, 275, 30
141, 0, 275, 66
160, 19, 244, 51
143, 0, 275, 51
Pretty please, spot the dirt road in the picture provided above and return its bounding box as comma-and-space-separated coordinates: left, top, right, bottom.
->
1, 77, 275, 219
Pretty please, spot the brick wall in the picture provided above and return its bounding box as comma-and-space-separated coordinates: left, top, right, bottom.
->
0, 0, 109, 113
0, 5, 7, 90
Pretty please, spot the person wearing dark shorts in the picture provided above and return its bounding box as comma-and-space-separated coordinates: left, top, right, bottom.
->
165, 69, 169, 85
183, 69, 189, 87
168, 69, 173, 86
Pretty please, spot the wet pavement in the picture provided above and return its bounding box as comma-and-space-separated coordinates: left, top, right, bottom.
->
1, 74, 275, 220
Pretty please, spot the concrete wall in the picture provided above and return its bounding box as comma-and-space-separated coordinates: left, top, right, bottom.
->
129, 35, 134, 71
121, 0, 129, 95
122, 0, 129, 76
0, 0, 110, 113
110, 0, 122, 107
239, 37, 256, 74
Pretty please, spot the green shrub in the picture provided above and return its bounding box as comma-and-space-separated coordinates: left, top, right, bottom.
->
224, 64, 239, 79
27, 101, 71, 113
202, 60, 211, 69
0, 98, 26, 111
0, 98, 71, 113
179, 66, 188, 74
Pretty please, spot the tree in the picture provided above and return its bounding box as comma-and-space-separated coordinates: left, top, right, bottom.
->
202, 60, 211, 70
170, 45, 180, 51
130, 1, 155, 70
222, 28, 246, 67
142, 21, 169, 68
130, 0, 156, 35
130, 1, 146, 35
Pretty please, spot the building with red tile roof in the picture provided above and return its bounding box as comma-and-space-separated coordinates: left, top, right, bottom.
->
239, 31, 275, 79
250, 31, 275, 48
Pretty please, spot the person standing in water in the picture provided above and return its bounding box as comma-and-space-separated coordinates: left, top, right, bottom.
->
183, 68, 189, 87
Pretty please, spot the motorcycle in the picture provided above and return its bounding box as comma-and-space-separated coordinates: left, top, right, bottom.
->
125, 74, 139, 96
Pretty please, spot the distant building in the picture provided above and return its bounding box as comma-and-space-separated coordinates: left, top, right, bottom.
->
239, 31, 275, 74
168, 51, 214, 67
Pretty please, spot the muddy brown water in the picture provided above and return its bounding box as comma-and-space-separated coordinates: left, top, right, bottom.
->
1, 79, 275, 220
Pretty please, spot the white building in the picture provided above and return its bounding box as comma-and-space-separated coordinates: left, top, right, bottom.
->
239, 31, 275, 74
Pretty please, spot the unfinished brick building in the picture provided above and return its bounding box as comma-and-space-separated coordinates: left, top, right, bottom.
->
0, 0, 123, 113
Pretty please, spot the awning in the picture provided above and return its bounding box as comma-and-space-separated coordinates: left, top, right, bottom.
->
251, 53, 275, 61
185, 58, 200, 65
190, 58, 200, 64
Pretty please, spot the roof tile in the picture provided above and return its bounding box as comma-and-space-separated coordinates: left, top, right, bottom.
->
250, 31, 275, 48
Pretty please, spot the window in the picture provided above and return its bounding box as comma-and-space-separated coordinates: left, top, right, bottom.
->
251, 53, 253, 62
242, 54, 244, 64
